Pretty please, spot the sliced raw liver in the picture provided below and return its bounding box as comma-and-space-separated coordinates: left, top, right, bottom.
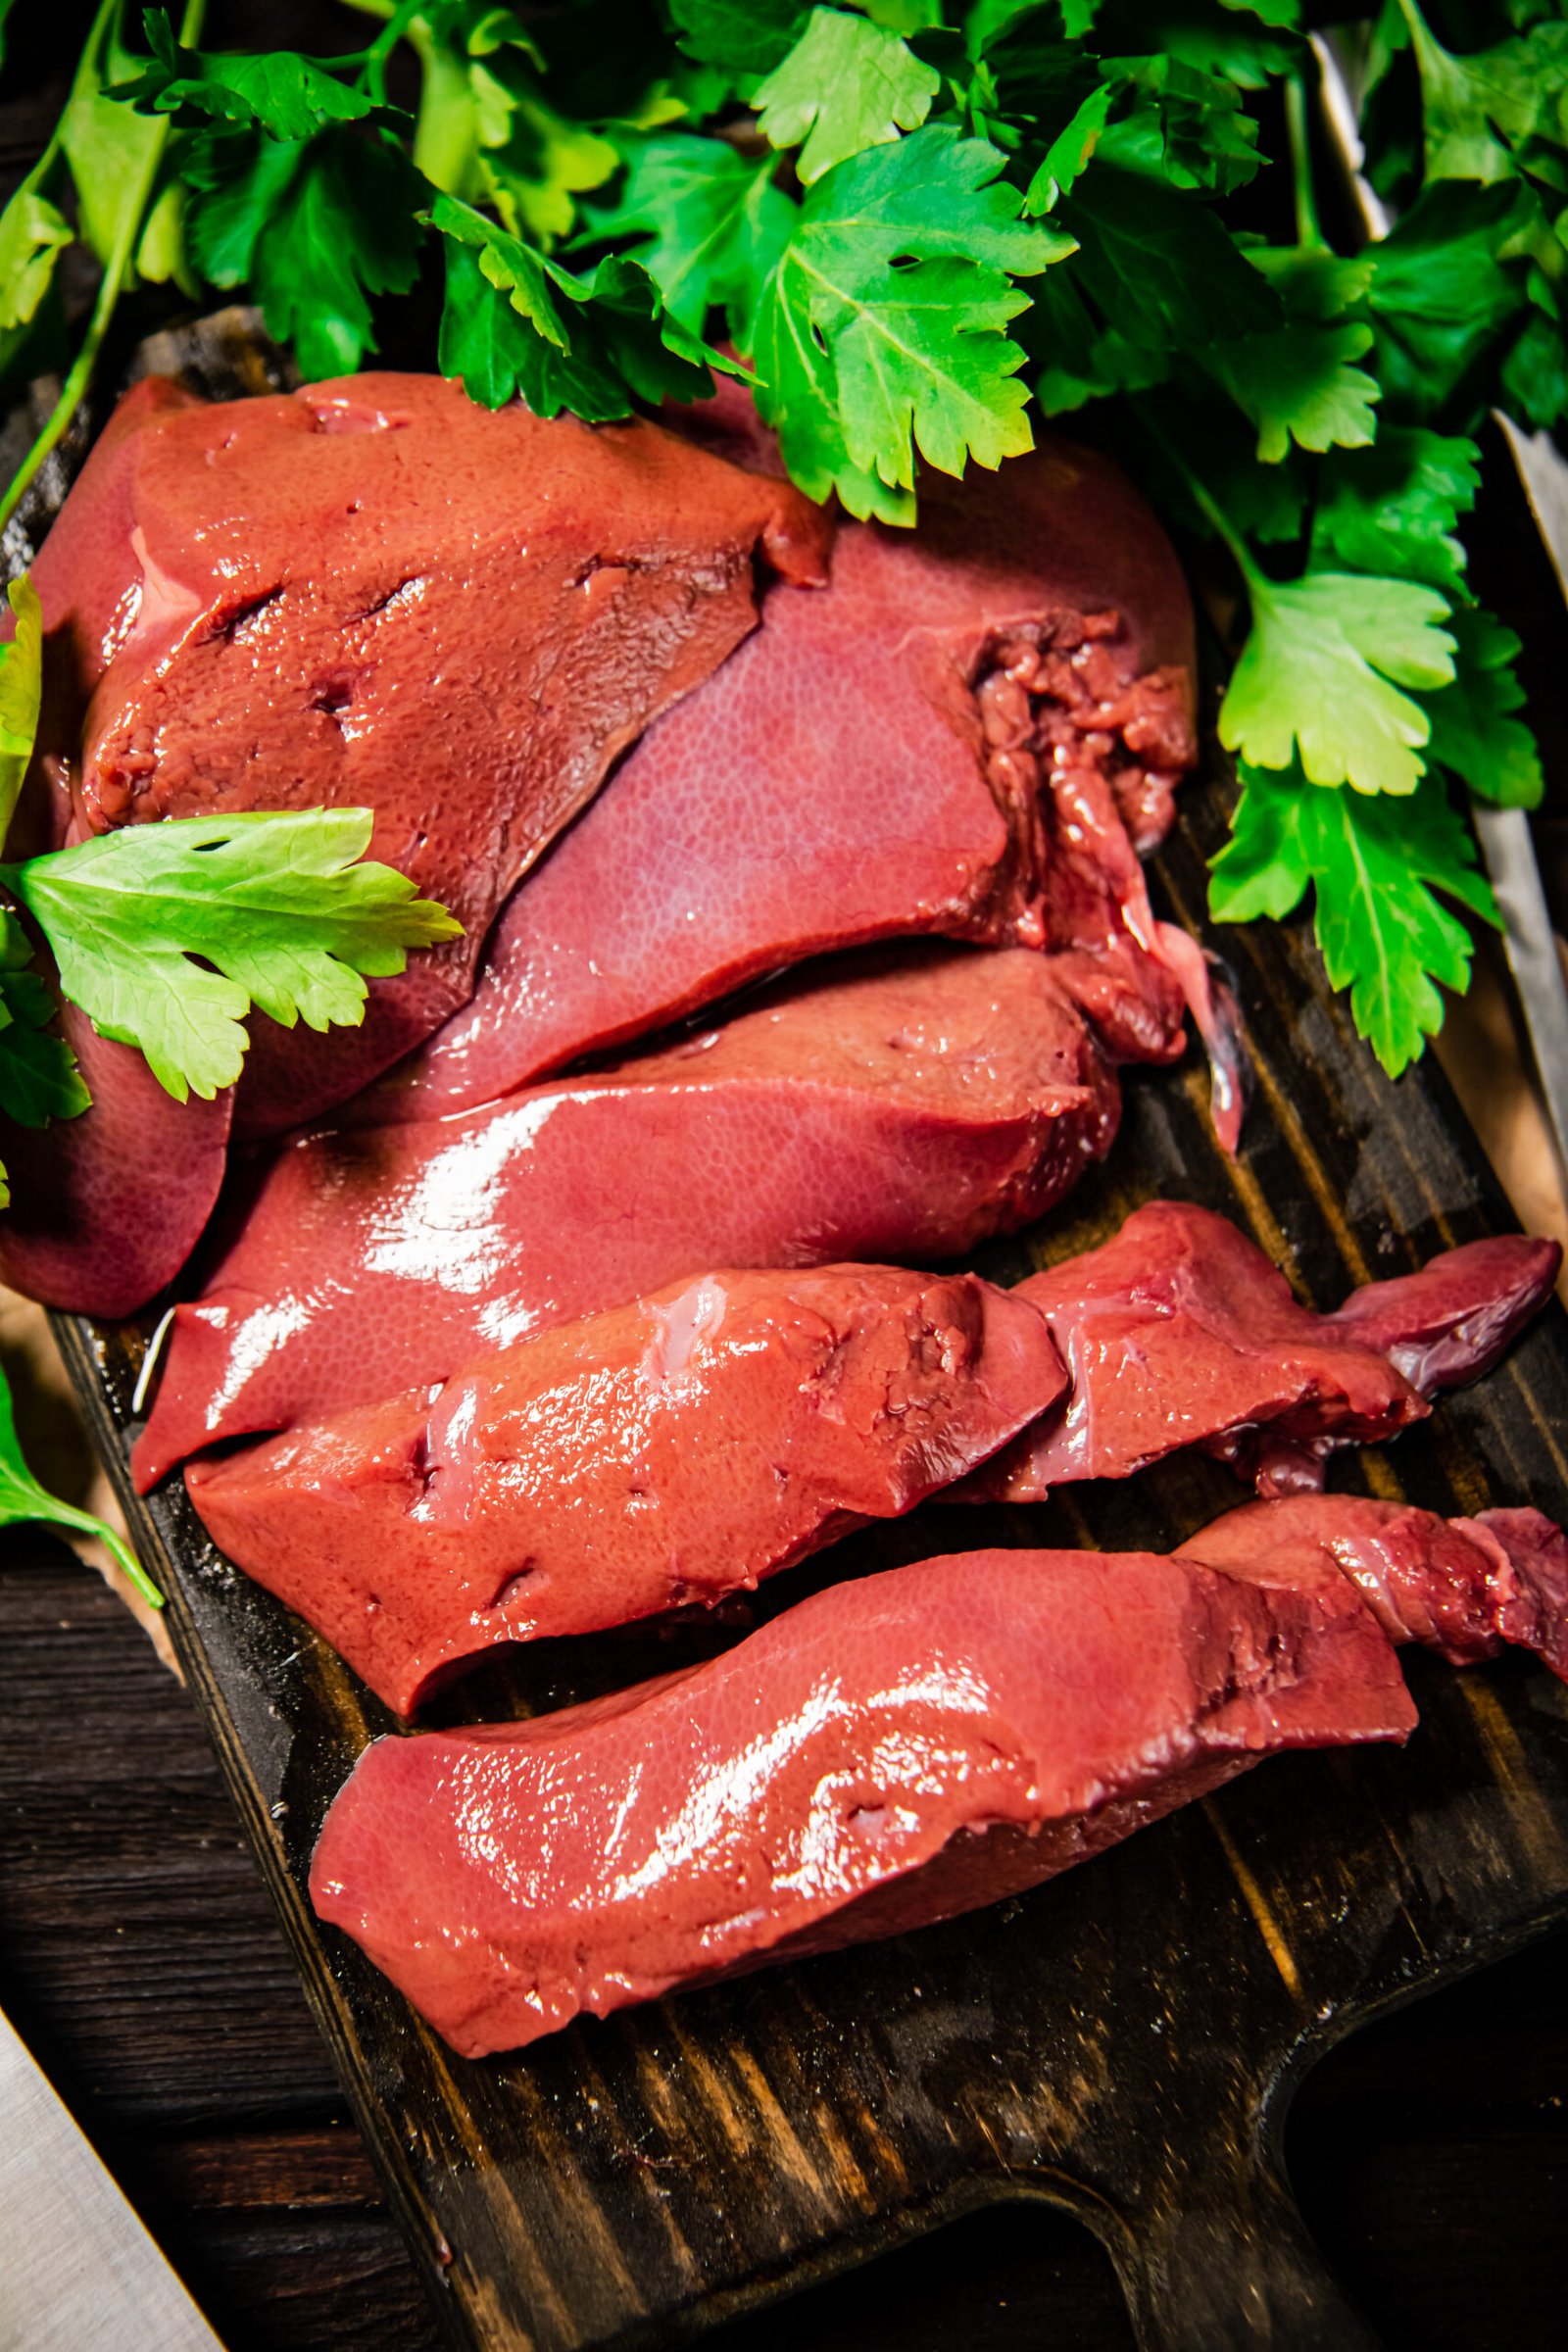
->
961, 1203, 1562, 1501
372, 430, 1199, 1122
184, 1209, 1556, 1710
308, 1530, 1424, 2057
132, 943, 1120, 1488
185, 1264, 1067, 1713
24, 369, 828, 1136
1176, 1494, 1568, 1683
0, 998, 231, 1315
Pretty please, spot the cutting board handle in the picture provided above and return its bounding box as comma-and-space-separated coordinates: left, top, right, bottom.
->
1106, 2140, 1384, 2351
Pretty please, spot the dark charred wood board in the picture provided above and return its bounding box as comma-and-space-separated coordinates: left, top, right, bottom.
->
23, 318, 1568, 2352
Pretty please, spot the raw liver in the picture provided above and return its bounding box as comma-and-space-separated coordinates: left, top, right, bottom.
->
184, 1211, 1556, 1712
24, 369, 828, 1133
309, 1532, 1423, 2057
186, 1265, 1067, 1713
372, 431, 1199, 1122
962, 1204, 1561, 1501
0, 998, 231, 1315
133, 944, 1120, 1488
1175, 1494, 1568, 1682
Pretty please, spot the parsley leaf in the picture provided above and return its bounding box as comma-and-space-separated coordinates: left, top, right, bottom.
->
669, 0, 808, 77
115, 12, 388, 141
1206, 318, 1377, 463
1100, 55, 1265, 196
1311, 426, 1481, 596
1219, 571, 1456, 796
1206, 759, 1313, 925
0, 576, 43, 843
1204, 247, 1379, 462
1500, 301, 1568, 433
1365, 178, 1537, 421
2, 810, 463, 1105
0, 189, 73, 333
1054, 168, 1280, 360
0, 914, 90, 1142
1399, 0, 1568, 188
433, 191, 739, 416
1026, 258, 1168, 414
59, 5, 163, 276
424, 26, 619, 249
749, 124, 1071, 518
754, 7, 940, 185
0, 579, 90, 1200
1088, 3, 1304, 89
580, 133, 793, 338
0, 1355, 161, 1608
1023, 81, 1116, 212
1306, 778, 1497, 1077
184, 125, 424, 379
1418, 606, 1544, 810
1210, 761, 1497, 1077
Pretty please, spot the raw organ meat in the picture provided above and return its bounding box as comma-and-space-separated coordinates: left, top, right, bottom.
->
372, 430, 1199, 1123
24, 369, 828, 1136
1174, 1494, 1568, 1683
186, 1265, 1067, 1713
309, 1529, 1425, 2056
184, 1210, 1556, 1711
962, 1204, 1561, 1502
0, 998, 231, 1315
309, 1495, 1568, 2056
133, 945, 1119, 1488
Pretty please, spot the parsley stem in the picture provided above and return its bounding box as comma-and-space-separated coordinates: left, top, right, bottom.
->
1284, 74, 1324, 252
1129, 399, 1267, 598
0, 0, 207, 538
361, 0, 428, 109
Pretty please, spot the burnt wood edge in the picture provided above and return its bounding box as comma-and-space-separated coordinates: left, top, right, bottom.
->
47, 1309, 1568, 2352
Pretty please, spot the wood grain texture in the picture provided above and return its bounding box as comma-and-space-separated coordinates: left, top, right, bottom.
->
8, 1528, 1564, 2352
13, 315, 1568, 2352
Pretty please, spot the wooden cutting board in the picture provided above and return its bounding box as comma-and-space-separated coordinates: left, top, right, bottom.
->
27, 318, 1568, 2352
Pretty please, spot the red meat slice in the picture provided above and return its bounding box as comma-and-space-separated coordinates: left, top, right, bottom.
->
0, 383, 245, 1312
183, 1209, 1554, 1710
310, 1493, 1568, 2057
1175, 1494, 1568, 1682
962, 1204, 1560, 1502
185, 1264, 1067, 1714
308, 1532, 1422, 2057
0, 999, 231, 1315
368, 429, 1199, 1125
132, 944, 1120, 1489
24, 369, 828, 1137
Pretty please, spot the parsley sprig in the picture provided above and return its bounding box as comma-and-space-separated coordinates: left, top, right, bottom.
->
0, 572, 462, 1171
0, 0, 1563, 1088
0, 1357, 161, 1606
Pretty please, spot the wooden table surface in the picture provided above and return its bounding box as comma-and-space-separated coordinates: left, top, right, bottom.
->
2, 8, 1566, 2345
2, 1518, 1565, 2352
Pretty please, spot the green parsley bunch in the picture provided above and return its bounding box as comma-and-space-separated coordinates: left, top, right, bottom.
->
1, 0, 1565, 1088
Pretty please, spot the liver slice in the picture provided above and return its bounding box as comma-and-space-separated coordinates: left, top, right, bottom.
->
24, 369, 828, 1131
309, 1532, 1421, 2058
186, 1264, 1067, 1714
183, 1209, 1556, 1710
0, 998, 231, 1315
373, 430, 1198, 1122
961, 1203, 1561, 1502
132, 943, 1121, 1488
